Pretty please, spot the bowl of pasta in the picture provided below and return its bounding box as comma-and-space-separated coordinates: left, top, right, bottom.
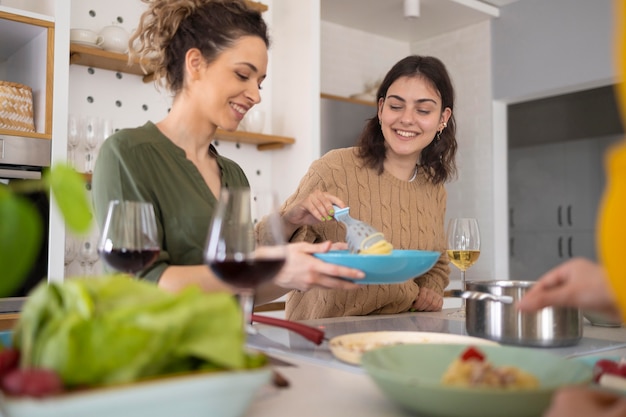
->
313, 249, 440, 284
361, 344, 593, 417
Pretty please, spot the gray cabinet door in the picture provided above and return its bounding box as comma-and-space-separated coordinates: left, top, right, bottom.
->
509, 231, 564, 280
563, 140, 605, 231
510, 230, 598, 281
509, 143, 565, 232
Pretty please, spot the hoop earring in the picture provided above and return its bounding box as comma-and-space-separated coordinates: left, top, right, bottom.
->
436, 130, 442, 141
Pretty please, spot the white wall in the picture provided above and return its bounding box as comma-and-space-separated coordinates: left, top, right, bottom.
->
268, 0, 321, 203
321, 21, 409, 98
492, 0, 615, 102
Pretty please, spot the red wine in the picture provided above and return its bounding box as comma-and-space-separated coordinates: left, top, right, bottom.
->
209, 258, 286, 289
99, 248, 160, 273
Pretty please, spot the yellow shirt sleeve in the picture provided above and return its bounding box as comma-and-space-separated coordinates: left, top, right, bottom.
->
598, 0, 626, 321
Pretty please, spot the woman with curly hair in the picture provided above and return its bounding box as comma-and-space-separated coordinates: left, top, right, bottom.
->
92, 0, 364, 303
279, 55, 457, 319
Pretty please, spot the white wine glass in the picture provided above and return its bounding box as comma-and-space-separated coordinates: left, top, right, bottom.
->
204, 188, 287, 335
447, 218, 480, 317
97, 200, 160, 274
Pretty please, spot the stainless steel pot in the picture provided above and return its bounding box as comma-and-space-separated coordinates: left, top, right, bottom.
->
464, 280, 582, 347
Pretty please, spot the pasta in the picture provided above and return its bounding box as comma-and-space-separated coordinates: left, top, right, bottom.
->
359, 233, 394, 255
441, 347, 539, 390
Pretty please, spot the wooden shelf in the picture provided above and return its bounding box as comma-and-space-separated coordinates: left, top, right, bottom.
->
0, 128, 51, 140
69, 42, 153, 81
246, 1, 268, 12
321, 93, 377, 107
215, 129, 295, 151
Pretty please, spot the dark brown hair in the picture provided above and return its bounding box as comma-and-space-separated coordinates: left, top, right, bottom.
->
356, 55, 457, 184
130, 0, 270, 94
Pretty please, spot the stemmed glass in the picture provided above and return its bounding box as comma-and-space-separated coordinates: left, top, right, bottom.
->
64, 234, 78, 275
83, 116, 100, 173
78, 234, 101, 275
67, 114, 81, 169
446, 218, 481, 317
97, 200, 160, 274
204, 188, 287, 334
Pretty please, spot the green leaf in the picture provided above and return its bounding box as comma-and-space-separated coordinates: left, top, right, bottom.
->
15, 276, 255, 388
0, 189, 43, 297
44, 165, 93, 234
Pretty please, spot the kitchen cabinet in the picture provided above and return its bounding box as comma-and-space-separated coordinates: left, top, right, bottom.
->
508, 136, 619, 280
0, 8, 54, 139
509, 140, 603, 232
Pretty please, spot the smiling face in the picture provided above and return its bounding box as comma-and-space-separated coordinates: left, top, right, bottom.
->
190, 35, 268, 132
377, 75, 451, 160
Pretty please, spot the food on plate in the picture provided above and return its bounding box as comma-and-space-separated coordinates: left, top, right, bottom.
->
359, 235, 393, 255
441, 346, 539, 389
7, 275, 265, 397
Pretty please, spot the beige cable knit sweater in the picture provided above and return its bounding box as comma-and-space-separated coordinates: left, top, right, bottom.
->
281, 148, 450, 320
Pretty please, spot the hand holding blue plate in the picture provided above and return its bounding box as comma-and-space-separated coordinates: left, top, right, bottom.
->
313, 249, 440, 284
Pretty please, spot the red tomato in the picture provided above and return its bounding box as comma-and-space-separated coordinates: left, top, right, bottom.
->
460, 346, 485, 362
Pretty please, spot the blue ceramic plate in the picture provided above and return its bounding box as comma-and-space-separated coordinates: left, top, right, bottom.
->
313, 249, 440, 284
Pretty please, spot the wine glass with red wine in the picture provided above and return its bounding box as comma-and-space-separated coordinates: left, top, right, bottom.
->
204, 188, 286, 332
97, 200, 160, 274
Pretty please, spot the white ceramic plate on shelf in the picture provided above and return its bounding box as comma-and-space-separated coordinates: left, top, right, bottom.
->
3, 367, 272, 417
329, 331, 498, 365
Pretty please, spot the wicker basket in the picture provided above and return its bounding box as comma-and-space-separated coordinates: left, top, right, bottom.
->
0, 81, 35, 132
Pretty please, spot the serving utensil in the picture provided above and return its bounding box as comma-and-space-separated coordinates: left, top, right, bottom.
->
332, 205, 385, 253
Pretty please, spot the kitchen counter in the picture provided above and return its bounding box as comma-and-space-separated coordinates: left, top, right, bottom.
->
244, 309, 626, 417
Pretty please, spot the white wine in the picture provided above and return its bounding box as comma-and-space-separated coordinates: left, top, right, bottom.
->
446, 250, 480, 271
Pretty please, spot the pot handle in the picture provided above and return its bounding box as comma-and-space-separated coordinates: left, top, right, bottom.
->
444, 289, 514, 304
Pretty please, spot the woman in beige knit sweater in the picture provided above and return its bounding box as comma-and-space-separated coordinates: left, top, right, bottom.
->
281, 55, 457, 320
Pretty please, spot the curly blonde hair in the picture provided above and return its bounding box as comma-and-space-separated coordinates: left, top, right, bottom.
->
129, 0, 270, 93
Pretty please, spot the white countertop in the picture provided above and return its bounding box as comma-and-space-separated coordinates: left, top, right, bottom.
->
244, 309, 626, 417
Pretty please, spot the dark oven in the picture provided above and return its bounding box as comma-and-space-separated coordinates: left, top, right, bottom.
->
0, 134, 51, 313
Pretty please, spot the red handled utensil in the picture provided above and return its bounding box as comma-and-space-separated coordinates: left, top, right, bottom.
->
251, 314, 326, 345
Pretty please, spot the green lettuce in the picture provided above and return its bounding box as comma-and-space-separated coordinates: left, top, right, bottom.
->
12, 275, 263, 388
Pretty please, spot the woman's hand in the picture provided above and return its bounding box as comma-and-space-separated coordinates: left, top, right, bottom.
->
544, 386, 626, 417
282, 190, 346, 229
411, 287, 443, 311
272, 241, 364, 292
517, 258, 620, 319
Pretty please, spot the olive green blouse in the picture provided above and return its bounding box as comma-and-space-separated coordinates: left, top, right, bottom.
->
92, 121, 249, 282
